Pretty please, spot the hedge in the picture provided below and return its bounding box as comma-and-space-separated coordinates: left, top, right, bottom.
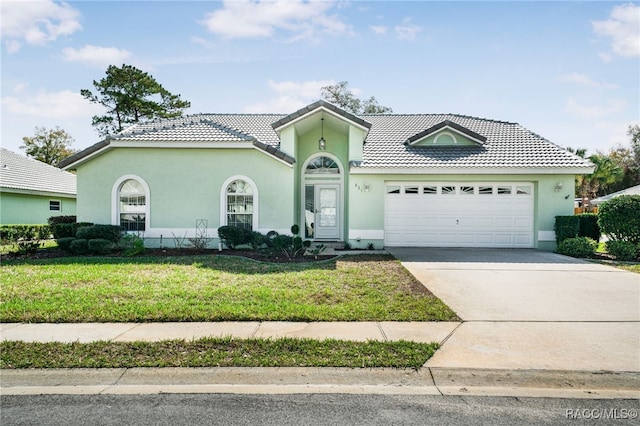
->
76, 225, 123, 242
0, 225, 51, 243
554, 216, 580, 244
555, 214, 601, 244
598, 195, 640, 244
577, 214, 600, 242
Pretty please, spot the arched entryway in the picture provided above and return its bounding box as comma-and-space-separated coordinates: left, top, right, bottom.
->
301, 154, 343, 240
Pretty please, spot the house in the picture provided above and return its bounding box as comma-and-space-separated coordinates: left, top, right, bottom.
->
591, 185, 640, 206
1, 148, 77, 224
59, 100, 593, 250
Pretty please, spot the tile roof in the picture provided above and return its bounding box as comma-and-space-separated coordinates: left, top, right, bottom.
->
61, 104, 593, 171
119, 114, 281, 146
360, 114, 591, 169
0, 148, 76, 195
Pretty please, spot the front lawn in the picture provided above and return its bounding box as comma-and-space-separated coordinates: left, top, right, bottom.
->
0, 338, 438, 369
0, 254, 458, 322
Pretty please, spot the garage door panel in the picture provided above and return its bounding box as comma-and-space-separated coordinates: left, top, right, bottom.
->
384, 182, 533, 248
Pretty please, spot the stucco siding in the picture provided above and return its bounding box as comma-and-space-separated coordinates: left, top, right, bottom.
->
75, 147, 294, 239
0, 191, 76, 224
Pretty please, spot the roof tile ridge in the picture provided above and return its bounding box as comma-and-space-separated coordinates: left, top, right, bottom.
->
444, 113, 518, 125
200, 119, 257, 141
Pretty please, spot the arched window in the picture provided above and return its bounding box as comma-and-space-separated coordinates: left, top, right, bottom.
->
118, 179, 146, 231
225, 179, 254, 230
305, 156, 340, 174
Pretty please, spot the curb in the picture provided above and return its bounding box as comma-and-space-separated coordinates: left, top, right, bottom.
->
2, 367, 638, 399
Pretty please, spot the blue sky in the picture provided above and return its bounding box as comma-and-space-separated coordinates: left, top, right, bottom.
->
1, 1, 638, 156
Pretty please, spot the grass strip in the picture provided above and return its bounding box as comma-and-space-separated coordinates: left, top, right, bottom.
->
1, 254, 458, 322
0, 338, 438, 369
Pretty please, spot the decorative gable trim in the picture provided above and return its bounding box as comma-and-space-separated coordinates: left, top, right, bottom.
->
271, 100, 372, 132
405, 120, 487, 146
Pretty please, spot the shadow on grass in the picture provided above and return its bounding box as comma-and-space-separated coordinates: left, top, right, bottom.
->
1, 252, 398, 275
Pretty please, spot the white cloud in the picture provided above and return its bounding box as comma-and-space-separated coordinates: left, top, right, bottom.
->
199, 0, 351, 41
62, 45, 132, 67
244, 79, 334, 112
1, 0, 81, 53
395, 19, 421, 41
565, 96, 626, 120
2, 90, 102, 119
370, 25, 387, 35
592, 3, 640, 57
559, 72, 617, 90
12, 82, 29, 93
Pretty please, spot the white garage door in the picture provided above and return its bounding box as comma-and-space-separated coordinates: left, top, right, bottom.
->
384, 182, 534, 248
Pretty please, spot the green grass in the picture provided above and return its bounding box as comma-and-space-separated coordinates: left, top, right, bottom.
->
0, 239, 57, 255
0, 338, 438, 369
0, 254, 458, 322
613, 263, 640, 273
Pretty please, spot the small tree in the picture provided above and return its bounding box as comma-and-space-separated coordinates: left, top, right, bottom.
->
81, 64, 191, 136
21, 127, 75, 166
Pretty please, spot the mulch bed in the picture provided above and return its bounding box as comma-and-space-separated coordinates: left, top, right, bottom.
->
1, 247, 337, 263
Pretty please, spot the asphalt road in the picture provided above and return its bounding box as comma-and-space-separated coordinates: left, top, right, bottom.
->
2, 394, 639, 426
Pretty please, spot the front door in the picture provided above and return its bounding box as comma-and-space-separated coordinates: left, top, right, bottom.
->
305, 184, 340, 240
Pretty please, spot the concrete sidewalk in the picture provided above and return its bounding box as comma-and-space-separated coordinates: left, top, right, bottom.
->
2, 321, 639, 399
3, 248, 639, 398
0, 321, 459, 344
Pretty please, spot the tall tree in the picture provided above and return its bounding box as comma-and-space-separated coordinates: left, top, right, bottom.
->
21, 127, 75, 166
575, 153, 623, 199
81, 64, 191, 136
321, 81, 392, 114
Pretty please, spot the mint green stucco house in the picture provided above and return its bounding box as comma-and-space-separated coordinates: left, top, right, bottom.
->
60, 101, 593, 250
1, 148, 76, 225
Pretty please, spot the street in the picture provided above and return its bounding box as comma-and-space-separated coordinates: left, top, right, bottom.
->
2, 394, 639, 426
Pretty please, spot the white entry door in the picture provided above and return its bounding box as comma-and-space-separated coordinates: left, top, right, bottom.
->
306, 184, 340, 240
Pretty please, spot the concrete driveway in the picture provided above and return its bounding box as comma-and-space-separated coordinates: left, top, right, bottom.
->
387, 248, 640, 372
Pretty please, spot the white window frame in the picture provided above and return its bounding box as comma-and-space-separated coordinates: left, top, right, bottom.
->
49, 200, 61, 211
111, 175, 151, 231
219, 175, 259, 231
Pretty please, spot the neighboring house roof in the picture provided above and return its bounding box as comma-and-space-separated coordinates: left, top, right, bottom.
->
591, 185, 640, 205
0, 148, 76, 196
59, 101, 593, 172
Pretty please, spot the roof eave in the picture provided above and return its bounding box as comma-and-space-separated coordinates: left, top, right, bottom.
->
271, 100, 372, 132
59, 138, 112, 170
405, 120, 488, 146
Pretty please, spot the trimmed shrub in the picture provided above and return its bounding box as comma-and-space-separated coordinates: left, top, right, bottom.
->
56, 237, 76, 252
76, 225, 122, 243
88, 238, 113, 255
606, 240, 639, 261
47, 215, 76, 226
250, 231, 266, 250
598, 195, 640, 244
556, 237, 597, 258
577, 213, 600, 242
69, 238, 89, 255
217, 226, 252, 249
554, 216, 580, 244
16, 240, 42, 254
52, 223, 77, 238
